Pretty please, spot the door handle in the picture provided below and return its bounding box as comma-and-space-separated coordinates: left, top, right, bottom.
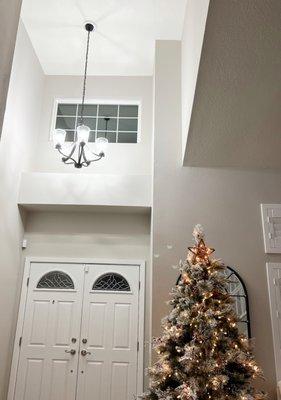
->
65, 349, 76, 355
81, 349, 91, 356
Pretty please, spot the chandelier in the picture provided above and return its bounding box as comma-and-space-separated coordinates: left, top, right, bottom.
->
53, 22, 108, 168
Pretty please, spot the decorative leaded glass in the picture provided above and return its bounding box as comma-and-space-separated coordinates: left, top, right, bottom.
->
93, 273, 130, 292
37, 271, 74, 289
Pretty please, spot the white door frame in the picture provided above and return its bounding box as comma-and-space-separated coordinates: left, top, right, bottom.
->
266, 262, 281, 386
8, 257, 146, 400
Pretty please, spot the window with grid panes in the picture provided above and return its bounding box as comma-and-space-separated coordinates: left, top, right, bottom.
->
55, 102, 139, 143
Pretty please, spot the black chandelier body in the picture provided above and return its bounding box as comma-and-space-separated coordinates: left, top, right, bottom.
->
53, 22, 108, 168
55, 140, 104, 169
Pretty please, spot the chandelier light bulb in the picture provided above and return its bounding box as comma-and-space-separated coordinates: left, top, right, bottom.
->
96, 137, 108, 155
77, 124, 90, 143
53, 129, 66, 147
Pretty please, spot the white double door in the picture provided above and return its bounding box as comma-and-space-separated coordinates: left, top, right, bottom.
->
14, 262, 140, 400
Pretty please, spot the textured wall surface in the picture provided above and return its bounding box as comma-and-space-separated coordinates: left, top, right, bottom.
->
0, 0, 22, 134
181, 0, 209, 160
184, 0, 281, 168
153, 40, 281, 399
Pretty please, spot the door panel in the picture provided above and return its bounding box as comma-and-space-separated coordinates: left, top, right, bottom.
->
113, 303, 131, 349
76, 265, 139, 400
87, 302, 106, 348
49, 359, 71, 400
111, 362, 130, 399
54, 301, 76, 346
14, 263, 84, 400
23, 359, 44, 399
29, 300, 49, 345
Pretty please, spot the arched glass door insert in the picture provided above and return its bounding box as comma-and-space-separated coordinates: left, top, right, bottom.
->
92, 272, 131, 292
37, 271, 74, 289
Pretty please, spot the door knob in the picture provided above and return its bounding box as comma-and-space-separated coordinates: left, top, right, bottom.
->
81, 349, 91, 356
65, 349, 76, 355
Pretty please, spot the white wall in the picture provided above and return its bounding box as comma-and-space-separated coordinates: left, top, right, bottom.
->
31, 75, 153, 176
0, 0, 22, 134
181, 0, 209, 162
0, 20, 45, 400
153, 40, 281, 399
19, 172, 151, 209
23, 210, 151, 387
23, 211, 150, 265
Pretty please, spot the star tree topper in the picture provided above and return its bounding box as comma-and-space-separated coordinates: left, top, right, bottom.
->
188, 224, 215, 265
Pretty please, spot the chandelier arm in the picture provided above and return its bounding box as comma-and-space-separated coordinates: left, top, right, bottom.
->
63, 160, 76, 165
84, 143, 103, 158
85, 154, 104, 163
57, 145, 77, 165
81, 144, 103, 164
77, 143, 84, 165
57, 144, 76, 162
81, 145, 90, 165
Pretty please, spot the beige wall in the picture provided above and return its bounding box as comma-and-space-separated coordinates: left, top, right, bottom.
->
153, 40, 281, 399
0, 0, 22, 134
181, 0, 209, 161
183, 0, 281, 169
22, 210, 151, 386
0, 22, 45, 400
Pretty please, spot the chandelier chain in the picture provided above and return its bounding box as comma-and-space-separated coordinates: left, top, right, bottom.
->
80, 29, 91, 125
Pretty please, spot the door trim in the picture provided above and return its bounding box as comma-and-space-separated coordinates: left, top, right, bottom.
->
266, 262, 281, 384
8, 257, 146, 400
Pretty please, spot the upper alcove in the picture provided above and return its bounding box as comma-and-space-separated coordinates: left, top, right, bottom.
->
31, 74, 153, 176
8, 22, 153, 211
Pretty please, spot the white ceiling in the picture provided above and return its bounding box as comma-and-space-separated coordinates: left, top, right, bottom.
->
21, 0, 187, 76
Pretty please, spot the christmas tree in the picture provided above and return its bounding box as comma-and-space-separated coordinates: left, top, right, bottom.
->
144, 225, 266, 400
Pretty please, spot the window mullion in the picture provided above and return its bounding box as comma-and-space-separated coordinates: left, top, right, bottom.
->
95, 104, 99, 142
116, 105, 120, 143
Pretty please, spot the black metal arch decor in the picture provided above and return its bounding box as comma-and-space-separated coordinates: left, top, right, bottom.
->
224, 266, 251, 338
176, 266, 251, 338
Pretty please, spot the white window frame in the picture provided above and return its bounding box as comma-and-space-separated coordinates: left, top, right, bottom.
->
8, 257, 146, 400
50, 98, 142, 144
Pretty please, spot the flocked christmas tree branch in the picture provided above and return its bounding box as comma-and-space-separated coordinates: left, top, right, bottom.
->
143, 225, 266, 400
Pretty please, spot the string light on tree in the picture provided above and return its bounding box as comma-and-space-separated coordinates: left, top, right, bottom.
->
142, 225, 266, 400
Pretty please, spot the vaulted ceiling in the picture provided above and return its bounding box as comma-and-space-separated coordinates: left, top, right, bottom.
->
21, 0, 281, 169
21, 0, 187, 75
184, 0, 281, 169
